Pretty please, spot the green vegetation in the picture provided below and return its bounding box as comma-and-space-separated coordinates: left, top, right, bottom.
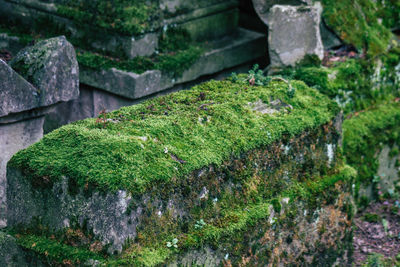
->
77, 45, 202, 77
277, 46, 400, 114
343, 102, 400, 198
362, 253, 399, 267
11, 166, 355, 266
16, 234, 105, 265
56, 0, 158, 36
320, 0, 395, 57
362, 213, 381, 223
9, 79, 337, 194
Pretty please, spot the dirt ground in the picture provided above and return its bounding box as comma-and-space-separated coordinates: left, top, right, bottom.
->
353, 199, 400, 266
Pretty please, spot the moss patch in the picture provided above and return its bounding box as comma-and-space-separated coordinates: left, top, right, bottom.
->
320, 0, 394, 57
13, 165, 355, 266
56, 0, 158, 36
277, 46, 400, 114
343, 102, 400, 189
9, 79, 338, 194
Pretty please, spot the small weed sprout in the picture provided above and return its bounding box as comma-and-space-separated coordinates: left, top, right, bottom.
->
195, 219, 206, 229
230, 65, 295, 97
166, 238, 178, 248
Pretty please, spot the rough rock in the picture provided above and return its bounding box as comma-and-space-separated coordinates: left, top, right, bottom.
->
9, 36, 79, 106
267, 3, 324, 67
320, 20, 342, 49
0, 59, 40, 117
0, 117, 44, 228
0, 232, 28, 267
251, 0, 311, 25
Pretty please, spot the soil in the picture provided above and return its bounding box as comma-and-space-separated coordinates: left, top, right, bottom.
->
352, 199, 400, 266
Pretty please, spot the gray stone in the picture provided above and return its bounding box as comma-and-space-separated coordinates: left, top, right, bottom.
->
267, 3, 324, 67
320, 20, 342, 49
0, 117, 44, 228
9, 36, 79, 106
80, 69, 162, 100
251, 0, 311, 25
0, 33, 26, 56
0, 59, 40, 117
80, 28, 266, 100
0, 231, 29, 267
358, 145, 400, 200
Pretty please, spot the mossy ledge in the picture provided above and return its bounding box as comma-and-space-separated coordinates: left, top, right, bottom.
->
343, 101, 400, 202
7, 79, 341, 255
8, 79, 338, 194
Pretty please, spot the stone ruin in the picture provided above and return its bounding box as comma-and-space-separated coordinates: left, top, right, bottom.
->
0, 0, 399, 266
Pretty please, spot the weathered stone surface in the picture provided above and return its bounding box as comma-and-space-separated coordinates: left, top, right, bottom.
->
9, 36, 79, 106
358, 145, 400, 200
320, 20, 342, 49
0, 117, 44, 228
267, 3, 324, 67
0, 59, 40, 117
81, 28, 266, 100
0, 232, 29, 267
251, 0, 311, 25
169, 188, 354, 266
0, 33, 26, 56
80, 69, 162, 100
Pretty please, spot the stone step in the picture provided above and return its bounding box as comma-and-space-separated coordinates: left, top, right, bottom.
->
80, 28, 267, 100
7, 78, 341, 255
0, 0, 239, 58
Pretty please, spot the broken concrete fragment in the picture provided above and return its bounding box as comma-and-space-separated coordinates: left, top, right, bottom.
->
267, 3, 324, 67
10, 36, 79, 106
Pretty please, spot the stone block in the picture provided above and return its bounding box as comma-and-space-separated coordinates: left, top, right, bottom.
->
9, 36, 79, 106
267, 3, 324, 67
0, 117, 44, 228
0, 59, 40, 118
6, 79, 341, 256
80, 28, 266, 100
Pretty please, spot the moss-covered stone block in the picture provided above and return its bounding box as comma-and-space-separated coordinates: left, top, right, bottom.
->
343, 102, 400, 202
6, 78, 344, 259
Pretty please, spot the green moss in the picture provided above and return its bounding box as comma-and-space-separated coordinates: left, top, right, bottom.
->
0, 24, 33, 46
321, 0, 394, 57
76, 27, 203, 77
363, 213, 381, 223
343, 102, 400, 187
278, 45, 400, 114
56, 0, 158, 36
15, 234, 105, 265
9, 79, 337, 194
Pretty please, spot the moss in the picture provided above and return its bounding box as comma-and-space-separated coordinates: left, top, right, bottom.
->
320, 0, 394, 57
119, 165, 355, 266
56, 0, 158, 36
278, 45, 400, 114
363, 213, 381, 223
15, 234, 105, 265
389, 147, 399, 158
76, 27, 203, 77
343, 102, 400, 191
10, 79, 337, 194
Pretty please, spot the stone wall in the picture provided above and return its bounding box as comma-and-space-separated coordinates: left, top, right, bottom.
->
0, 36, 79, 228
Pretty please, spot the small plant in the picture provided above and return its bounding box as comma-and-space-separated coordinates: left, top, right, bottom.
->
166, 238, 178, 249
194, 219, 206, 229
363, 213, 381, 223
231, 65, 295, 97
